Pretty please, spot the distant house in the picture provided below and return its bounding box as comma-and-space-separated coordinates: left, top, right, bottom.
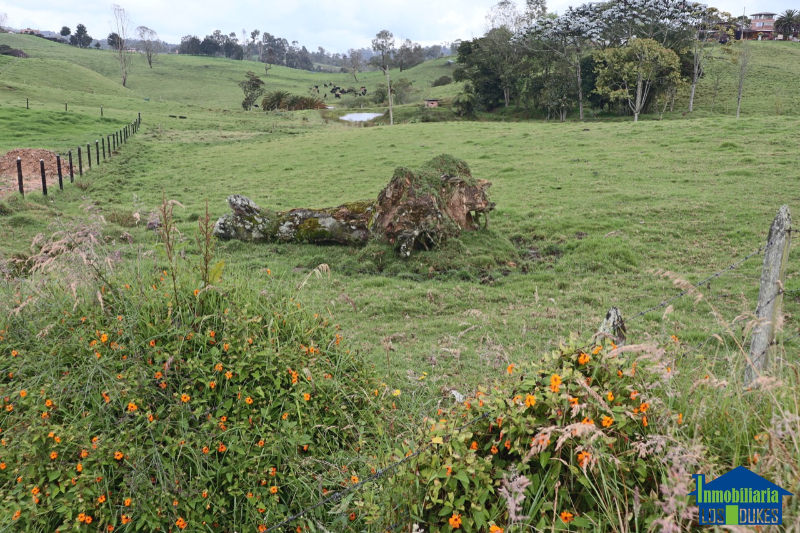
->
745, 13, 777, 39
424, 99, 440, 108
20, 28, 42, 36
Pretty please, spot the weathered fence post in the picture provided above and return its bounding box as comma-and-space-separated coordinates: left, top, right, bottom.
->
65, 102, 68, 112
87, 144, 92, 169
95, 140, 100, 165
745, 205, 792, 385
16, 157, 24, 197
40, 159, 47, 196
69, 150, 74, 182
101, 106, 104, 117
78, 147, 83, 176
597, 307, 627, 346
26, 97, 28, 109
102, 138, 106, 160
57, 155, 63, 190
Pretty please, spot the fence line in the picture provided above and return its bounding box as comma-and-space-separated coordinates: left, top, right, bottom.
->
14, 112, 142, 198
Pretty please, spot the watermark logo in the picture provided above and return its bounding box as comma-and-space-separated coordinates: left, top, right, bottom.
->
688, 466, 792, 525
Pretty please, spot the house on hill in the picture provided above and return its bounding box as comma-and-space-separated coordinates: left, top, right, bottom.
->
20, 28, 43, 36
689, 466, 792, 525
744, 13, 777, 39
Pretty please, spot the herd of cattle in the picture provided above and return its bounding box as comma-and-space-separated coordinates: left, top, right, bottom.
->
309, 83, 369, 99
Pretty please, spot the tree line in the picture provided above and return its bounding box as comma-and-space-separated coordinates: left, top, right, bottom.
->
453, 0, 758, 121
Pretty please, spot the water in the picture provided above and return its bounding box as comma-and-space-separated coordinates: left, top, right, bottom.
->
339, 113, 383, 122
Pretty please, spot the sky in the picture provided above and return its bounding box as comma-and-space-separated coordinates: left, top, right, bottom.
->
0, 0, 795, 52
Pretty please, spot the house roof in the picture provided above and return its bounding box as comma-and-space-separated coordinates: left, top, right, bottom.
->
751, 12, 777, 16
424, 98, 440, 101
689, 467, 793, 497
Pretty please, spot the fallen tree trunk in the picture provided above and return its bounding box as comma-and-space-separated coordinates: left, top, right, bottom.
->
214, 154, 495, 256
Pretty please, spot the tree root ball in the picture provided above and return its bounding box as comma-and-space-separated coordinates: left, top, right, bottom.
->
213, 154, 495, 256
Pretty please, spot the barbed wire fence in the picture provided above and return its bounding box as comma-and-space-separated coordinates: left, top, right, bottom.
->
263, 205, 796, 531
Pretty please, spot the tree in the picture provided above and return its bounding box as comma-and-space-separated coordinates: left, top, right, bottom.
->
520, 3, 602, 119
396, 39, 425, 71
347, 48, 362, 81
594, 38, 681, 122
688, 8, 732, 112
137, 26, 159, 68
452, 84, 477, 117
179, 35, 201, 55
775, 10, 800, 39
94, 42, 101, 49
60, 26, 71, 37
372, 30, 395, 126
72, 24, 92, 48
199, 37, 219, 56
111, 5, 132, 87
0, 13, 7, 32
107, 32, 122, 49
735, 40, 749, 119
238, 71, 265, 110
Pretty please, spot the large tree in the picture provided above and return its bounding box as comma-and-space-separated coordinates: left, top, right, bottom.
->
136, 26, 159, 68
775, 10, 800, 39
594, 38, 681, 122
347, 48, 362, 81
371, 30, 395, 125
71, 24, 92, 48
60, 26, 71, 37
238, 71, 265, 110
179, 35, 201, 55
687, 7, 732, 112
111, 5, 132, 87
520, 3, 601, 119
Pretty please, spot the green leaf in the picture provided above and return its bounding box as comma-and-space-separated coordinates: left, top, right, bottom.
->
209, 260, 225, 284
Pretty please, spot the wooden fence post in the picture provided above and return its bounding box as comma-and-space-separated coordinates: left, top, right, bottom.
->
40, 159, 47, 196
16, 157, 24, 197
65, 102, 68, 112
26, 97, 28, 109
745, 206, 792, 385
78, 147, 83, 176
597, 307, 627, 346
57, 155, 63, 190
101, 106, 104, 117
102, 137, 106, 160
87, 144, 92, 169
95, 140, 100, 165
69, 150, 74, 182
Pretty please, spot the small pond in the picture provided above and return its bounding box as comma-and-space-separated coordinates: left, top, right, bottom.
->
339, 113, 383, 122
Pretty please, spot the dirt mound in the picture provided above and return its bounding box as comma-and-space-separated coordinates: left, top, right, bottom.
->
0, 149, 73, 199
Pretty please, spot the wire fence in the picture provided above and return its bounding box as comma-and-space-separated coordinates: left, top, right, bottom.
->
10, 113, 141, 197
264, 214, 798, 531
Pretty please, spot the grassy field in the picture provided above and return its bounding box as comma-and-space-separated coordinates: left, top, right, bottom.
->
1, 32, 800, 530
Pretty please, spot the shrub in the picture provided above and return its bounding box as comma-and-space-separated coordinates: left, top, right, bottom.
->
432, 76, 452, 87
0, 207, 391, 531
391, 338, 684, 531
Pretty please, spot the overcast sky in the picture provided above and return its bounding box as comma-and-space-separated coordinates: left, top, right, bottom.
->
1, 0, 795, 52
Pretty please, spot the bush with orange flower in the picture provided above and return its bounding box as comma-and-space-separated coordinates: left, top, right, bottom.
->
390, 337, 681, 531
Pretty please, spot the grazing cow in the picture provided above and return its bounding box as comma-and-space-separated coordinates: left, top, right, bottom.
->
335, 93, 341, 98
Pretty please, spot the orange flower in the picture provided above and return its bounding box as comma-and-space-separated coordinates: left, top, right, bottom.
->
601, 416, 613, 428
173, 500, 178, 507
127, 402, 137, 412
642, 415, 648, 427
176, 517, 187, 530
630, 390, 639, 400
225, 371, 233, 379
77, 513, 86, 522
282, 413, 288, 420
607, 391, 614, 402
100, 333, 108, 343
108, 525, 115, 531
259, 525, 267, 532
85, 514, 93, 523
209, 381, 216, 389
550, 374, 562, 393
194, 289, 199, 297
678, 413, 683, 425
578, 352, 590, 365
506, 363, 515, 375
49, 452, 58, 460
246, 396, 254, 404
114, 451, 124, 460
217, 443, 227, 453
470, 441, 478, 450
449, 512, 462, 529
12, 510, 21, 521
349, 512, 356, 521
154, 372, 163, 379
525, 394, 536, 408
181, 394, 191, 403
489, 526, 504, 533
149, 340, 156, 348
214, 363, 223, 372
45, 399, 53, 407
504, 439, 511, 450
31, 487, 40, 496
223, 343, 230, 351
19, 390, 27, 398
591, 345, 602, 355
560, 511, 574, 523
351, 475, 359, 484
491, 445, 498, 454
0, 463, 5, 470
569, 396, 579, 407
258, 440, 265, 447
270, 467, 277, 476
121, 515, 131, 524
124, 498, 131, 506
303, 393, 310, 402
577, 450, 591, 468
98, 494, 106, 503
639, 402, 649, 413
202, 490, 208, 498
80, 449, 89, 458
209, 331, 215, 338
270, 485, 278, 494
